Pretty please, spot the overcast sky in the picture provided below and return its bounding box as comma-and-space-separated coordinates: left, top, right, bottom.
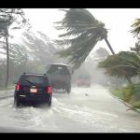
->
11, 8, 140, 54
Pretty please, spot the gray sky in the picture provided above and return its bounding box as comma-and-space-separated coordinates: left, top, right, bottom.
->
10, 8, 140, 54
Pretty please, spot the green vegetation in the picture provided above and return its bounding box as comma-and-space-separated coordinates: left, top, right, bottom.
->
111, 84, 140, 110
98, 18, 140, 110
0, 9, 30, 88
0, 85, 14, 91
0, 30, 62, 88
54, 9, 115, 69
1, 8, 140, 112
111, 85, 134, 103
0, 9, 64, 89
98, 51, 140, 84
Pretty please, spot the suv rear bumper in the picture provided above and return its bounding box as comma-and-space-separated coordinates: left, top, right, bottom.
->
15, 92, 51, 103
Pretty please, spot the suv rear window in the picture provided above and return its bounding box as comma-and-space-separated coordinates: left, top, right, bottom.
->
19, 75, 49, 85
47, 65, 70, 75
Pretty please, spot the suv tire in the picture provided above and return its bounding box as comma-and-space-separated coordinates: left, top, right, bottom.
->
14, 96, 20, 107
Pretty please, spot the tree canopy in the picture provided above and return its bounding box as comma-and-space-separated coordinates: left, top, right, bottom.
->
54, 9, 115, 69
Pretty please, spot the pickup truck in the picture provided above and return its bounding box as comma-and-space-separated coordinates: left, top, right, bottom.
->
46, 63, 73, 94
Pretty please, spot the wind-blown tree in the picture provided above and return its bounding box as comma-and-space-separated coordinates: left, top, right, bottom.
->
98, 51, 140, 84
9, 43, 29, 83
54, 9, 115, 69
130, 19, 140, 55
130, 42, 140, 55
0, 42, 30, 85
0, 8, 30, 88
131, 18, 140, 39
22, 31, 57, 65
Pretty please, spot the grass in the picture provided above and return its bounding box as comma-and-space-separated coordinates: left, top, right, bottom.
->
111, 84, 140, 110
0, 85, 15, 91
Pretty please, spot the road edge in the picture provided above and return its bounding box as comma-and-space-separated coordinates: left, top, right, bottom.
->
108, 88, 140, 114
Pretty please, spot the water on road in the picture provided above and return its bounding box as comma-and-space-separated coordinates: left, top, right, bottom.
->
0, 84, 140, 132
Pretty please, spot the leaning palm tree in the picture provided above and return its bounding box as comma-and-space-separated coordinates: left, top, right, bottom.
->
130, 18, 140, 56
98, 51, 140, 84
0, 16, 13, 88
0, 8, 30, 88
54, 9, 115, 69
131, 18, 140, 38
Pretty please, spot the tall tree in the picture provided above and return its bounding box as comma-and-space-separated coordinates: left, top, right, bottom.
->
131, 18, 140, 39
98, 51, 140, 84
130, 18, 140, 55
54, 9, 115, 69
130, 42, 140, 55
0, 8, 30, 88
22, 31, 57, 65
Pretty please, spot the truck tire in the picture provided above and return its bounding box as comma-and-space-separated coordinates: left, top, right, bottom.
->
66, 83, 71, 94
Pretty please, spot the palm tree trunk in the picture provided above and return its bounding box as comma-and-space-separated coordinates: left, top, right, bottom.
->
5, 28, 9, 88
104, 37, 134, 84
125, 76, 133, 84
104, 37, 115, 55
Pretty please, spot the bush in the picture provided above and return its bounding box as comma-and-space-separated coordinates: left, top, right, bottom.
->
112, 85, 134, 102
111, 83, 140, 109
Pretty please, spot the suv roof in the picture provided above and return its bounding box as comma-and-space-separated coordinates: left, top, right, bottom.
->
19, 73, 49, 85
47, 63, 70, 67
22, 72, 47, 77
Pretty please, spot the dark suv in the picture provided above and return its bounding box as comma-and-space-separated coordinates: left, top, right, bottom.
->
46, 63, 72, 94
14, 73, 52, 107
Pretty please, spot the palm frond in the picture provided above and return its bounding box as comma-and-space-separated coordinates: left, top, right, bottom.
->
131, 18, 140, 38
57, 33, 99, 68
54, 9, 111, 69
98, 51, 140, 79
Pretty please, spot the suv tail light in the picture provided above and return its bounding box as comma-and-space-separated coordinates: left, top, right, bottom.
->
16, 82, 20, 91
45, 86, 52, 94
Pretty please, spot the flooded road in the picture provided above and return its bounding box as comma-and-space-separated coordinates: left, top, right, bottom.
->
0, 84, 140, 133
